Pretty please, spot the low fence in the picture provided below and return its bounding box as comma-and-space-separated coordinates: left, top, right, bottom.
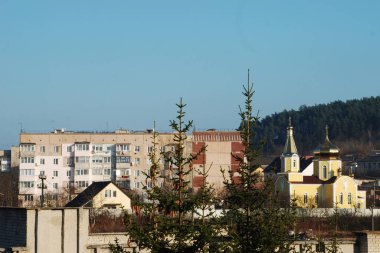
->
193, 208, 380, 218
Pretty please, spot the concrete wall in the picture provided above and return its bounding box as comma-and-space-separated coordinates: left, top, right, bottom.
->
0, 208, 27, 248
0, 208, 88, 253
0, 207, 138, 253
356, 231, 380, 253
2, 207, 380, 253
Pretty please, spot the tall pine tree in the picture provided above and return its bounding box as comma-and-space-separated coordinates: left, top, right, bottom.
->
112, 98, 218, 253
222, 71, 295, 253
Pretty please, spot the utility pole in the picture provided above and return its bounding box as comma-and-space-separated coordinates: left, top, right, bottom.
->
38, 172, 47, 207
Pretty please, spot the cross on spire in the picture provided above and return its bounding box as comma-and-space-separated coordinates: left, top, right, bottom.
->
325, 124, 330, 141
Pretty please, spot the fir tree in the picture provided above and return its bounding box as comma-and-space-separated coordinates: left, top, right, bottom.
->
222, 71, 295, 253
112, 98, 218, 253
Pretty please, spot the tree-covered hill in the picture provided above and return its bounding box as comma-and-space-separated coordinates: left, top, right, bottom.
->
256, 96, 380, 158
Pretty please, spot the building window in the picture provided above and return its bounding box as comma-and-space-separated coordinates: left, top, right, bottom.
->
303, 193, 308, 204
67, 146, 73, 152
92, 169, 103, 175
24, 195, 33, 201
134, 157, 140, 165
40, 158, 45, 165
20, 144, 35, 152
53, 158, 59, 165
104, 169, 111, 175
348, 193, 352, 205
116, 156, 130, 163
75, 156, 90, 163
21, 157, 34, 164
20, 169, 34, 176
105, 190, 112, 198
53, 171, 58, 177
116, 144, 130, 152
53, 183, 58, 189
76, 181, 89, 188
113, 191, 117, 197
134, 170, 140, 177
93, 145, 103, 152
54, 146, 60, 153
339, 192, 344, 204
147, 146, 153, 153
67, 170, 71, 177
40, 146, 45, 153
104, 157, 111, 163
92, 157, 103, 164
20, 181, 34, 188
315, 193, 319, 206
134, 182, 140, 188
293, 160, 296, 168
135, 146, 140, 152
76, 143, 89, 151
323, 165, 327, 178
75, 169, 89, 176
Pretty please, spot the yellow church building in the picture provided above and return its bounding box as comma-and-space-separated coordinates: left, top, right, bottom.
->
275, 120, 366, 208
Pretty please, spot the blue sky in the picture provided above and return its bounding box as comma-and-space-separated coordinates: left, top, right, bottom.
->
1, 1, 379, 148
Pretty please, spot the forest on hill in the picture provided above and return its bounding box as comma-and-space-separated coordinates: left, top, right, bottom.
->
255, 96, 380, 159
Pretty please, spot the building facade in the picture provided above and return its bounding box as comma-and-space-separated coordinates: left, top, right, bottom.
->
17, 129, 238, 207
65, 181, 131, 209
276, 122, 366, 208
191, 131, 243, 191
18, 129, 177, 206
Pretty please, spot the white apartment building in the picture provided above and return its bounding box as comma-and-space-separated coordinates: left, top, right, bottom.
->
18, 129, 177, 206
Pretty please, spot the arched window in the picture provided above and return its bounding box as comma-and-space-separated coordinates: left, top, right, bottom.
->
315, 192, 319, 207
339, 192, 343, 204
323, 165, 327, 178
348, 193, 352, 205
304, 193, 308, 204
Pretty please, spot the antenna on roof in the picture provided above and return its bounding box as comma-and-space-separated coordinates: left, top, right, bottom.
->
18, 122, 23, 133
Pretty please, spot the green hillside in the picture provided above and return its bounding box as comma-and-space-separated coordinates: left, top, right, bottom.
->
256, 96, 380, 157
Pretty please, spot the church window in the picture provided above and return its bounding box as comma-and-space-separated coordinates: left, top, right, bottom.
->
315, 193, 319, 206
339, 193, 343, 204
303, 193, 308, 204
293, 160, 296, 168
323, 165, 327, 178
348, 193, 352, 205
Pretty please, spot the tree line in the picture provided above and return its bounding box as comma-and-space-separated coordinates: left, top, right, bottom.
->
255, 96, 380, 157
